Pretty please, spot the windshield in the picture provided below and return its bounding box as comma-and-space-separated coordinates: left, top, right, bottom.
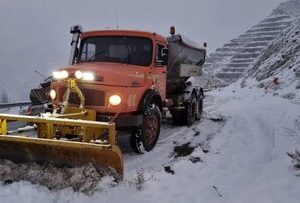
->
78, 36, 153, 66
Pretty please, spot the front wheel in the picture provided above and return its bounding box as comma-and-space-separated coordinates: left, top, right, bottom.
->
130, 104, 161, 153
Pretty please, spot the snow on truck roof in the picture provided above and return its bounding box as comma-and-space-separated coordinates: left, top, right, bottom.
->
81, 30, 166, 43
167, 34, 206, 52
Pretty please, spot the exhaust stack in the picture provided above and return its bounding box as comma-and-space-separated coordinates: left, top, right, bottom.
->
69, 25, 82, 65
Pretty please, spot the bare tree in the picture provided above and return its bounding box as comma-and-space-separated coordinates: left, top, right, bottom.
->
1, 90, 9, 103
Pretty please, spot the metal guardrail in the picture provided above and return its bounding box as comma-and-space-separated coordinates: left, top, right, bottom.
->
0, 102, 31, 109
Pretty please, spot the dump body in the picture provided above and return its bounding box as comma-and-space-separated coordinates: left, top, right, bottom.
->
166, 34, 206, 95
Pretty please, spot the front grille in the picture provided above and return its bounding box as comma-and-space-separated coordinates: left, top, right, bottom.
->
58, 87, 105, 106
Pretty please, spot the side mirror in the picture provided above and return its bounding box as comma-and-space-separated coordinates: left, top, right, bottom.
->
161, 48, 168, 65
70, 25, 82, 34
161, 48, 168, 57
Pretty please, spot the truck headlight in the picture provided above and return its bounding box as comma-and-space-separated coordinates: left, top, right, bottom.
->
53, 70, 69, 80
109, 95, 121, 106
75, 71, 94, 81
50, 89, 56, 100
82, 72, 95, 81
75, 70, 83, 79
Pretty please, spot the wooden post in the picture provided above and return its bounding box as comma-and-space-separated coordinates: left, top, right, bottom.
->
82, 126, 87, 142
0, 119, 7, 135
46, 123, 54, 139
108, 124, 116, 145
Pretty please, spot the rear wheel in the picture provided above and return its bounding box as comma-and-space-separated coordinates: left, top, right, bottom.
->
130, 104, 161, 153
185, 94, 197, 126
171, 94, 197, 126
195, 92, 204, 121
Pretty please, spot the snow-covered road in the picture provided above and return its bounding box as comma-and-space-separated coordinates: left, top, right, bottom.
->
1, 82, 300, 203
191, 83, 300, 203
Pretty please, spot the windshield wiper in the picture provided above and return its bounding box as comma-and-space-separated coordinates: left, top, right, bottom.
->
125, 54, 132, 64
124, 38, 132, 65
86, 50, 108, 62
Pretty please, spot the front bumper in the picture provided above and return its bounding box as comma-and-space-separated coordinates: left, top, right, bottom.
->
96, 113, 143, 128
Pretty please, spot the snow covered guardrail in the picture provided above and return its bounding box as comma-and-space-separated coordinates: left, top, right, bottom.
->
0, 102, 31, 109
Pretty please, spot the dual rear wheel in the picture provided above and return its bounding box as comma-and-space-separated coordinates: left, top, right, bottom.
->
172, 93, 203, 126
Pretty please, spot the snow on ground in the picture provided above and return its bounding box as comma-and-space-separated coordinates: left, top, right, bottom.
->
0, 80, 300, 203
0, 161, 119, 194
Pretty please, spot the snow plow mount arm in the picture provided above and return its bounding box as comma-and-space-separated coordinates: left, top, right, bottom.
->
0, 114, 116, 144
60, 79, 85, 114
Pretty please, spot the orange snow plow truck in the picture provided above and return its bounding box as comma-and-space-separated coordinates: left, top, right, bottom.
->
0, 26, 206, 178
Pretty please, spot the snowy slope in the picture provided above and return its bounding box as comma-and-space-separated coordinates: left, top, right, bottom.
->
205, 0, 300, 85
242, 17, 300, 103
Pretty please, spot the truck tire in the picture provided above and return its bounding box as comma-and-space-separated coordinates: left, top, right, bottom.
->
195, 92, 204, 121
130, 104, 161, 153
185, 93, 197, 126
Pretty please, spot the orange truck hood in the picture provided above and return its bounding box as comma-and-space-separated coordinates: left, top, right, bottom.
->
58, 62, 149, 87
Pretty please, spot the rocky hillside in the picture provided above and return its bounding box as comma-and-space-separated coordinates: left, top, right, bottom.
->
205, 0, 300, 85
241, 17, 300, 103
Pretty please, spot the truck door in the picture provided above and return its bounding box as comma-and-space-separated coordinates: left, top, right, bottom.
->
151, 43, 167, 100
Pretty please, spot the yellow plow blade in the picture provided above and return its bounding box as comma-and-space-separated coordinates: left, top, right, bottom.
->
0, 135, 123, 176
0, 113, 123, 178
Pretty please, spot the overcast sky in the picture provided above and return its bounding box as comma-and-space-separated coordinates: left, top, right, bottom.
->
0, 0, 287, 100
0, 0, 286, 53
